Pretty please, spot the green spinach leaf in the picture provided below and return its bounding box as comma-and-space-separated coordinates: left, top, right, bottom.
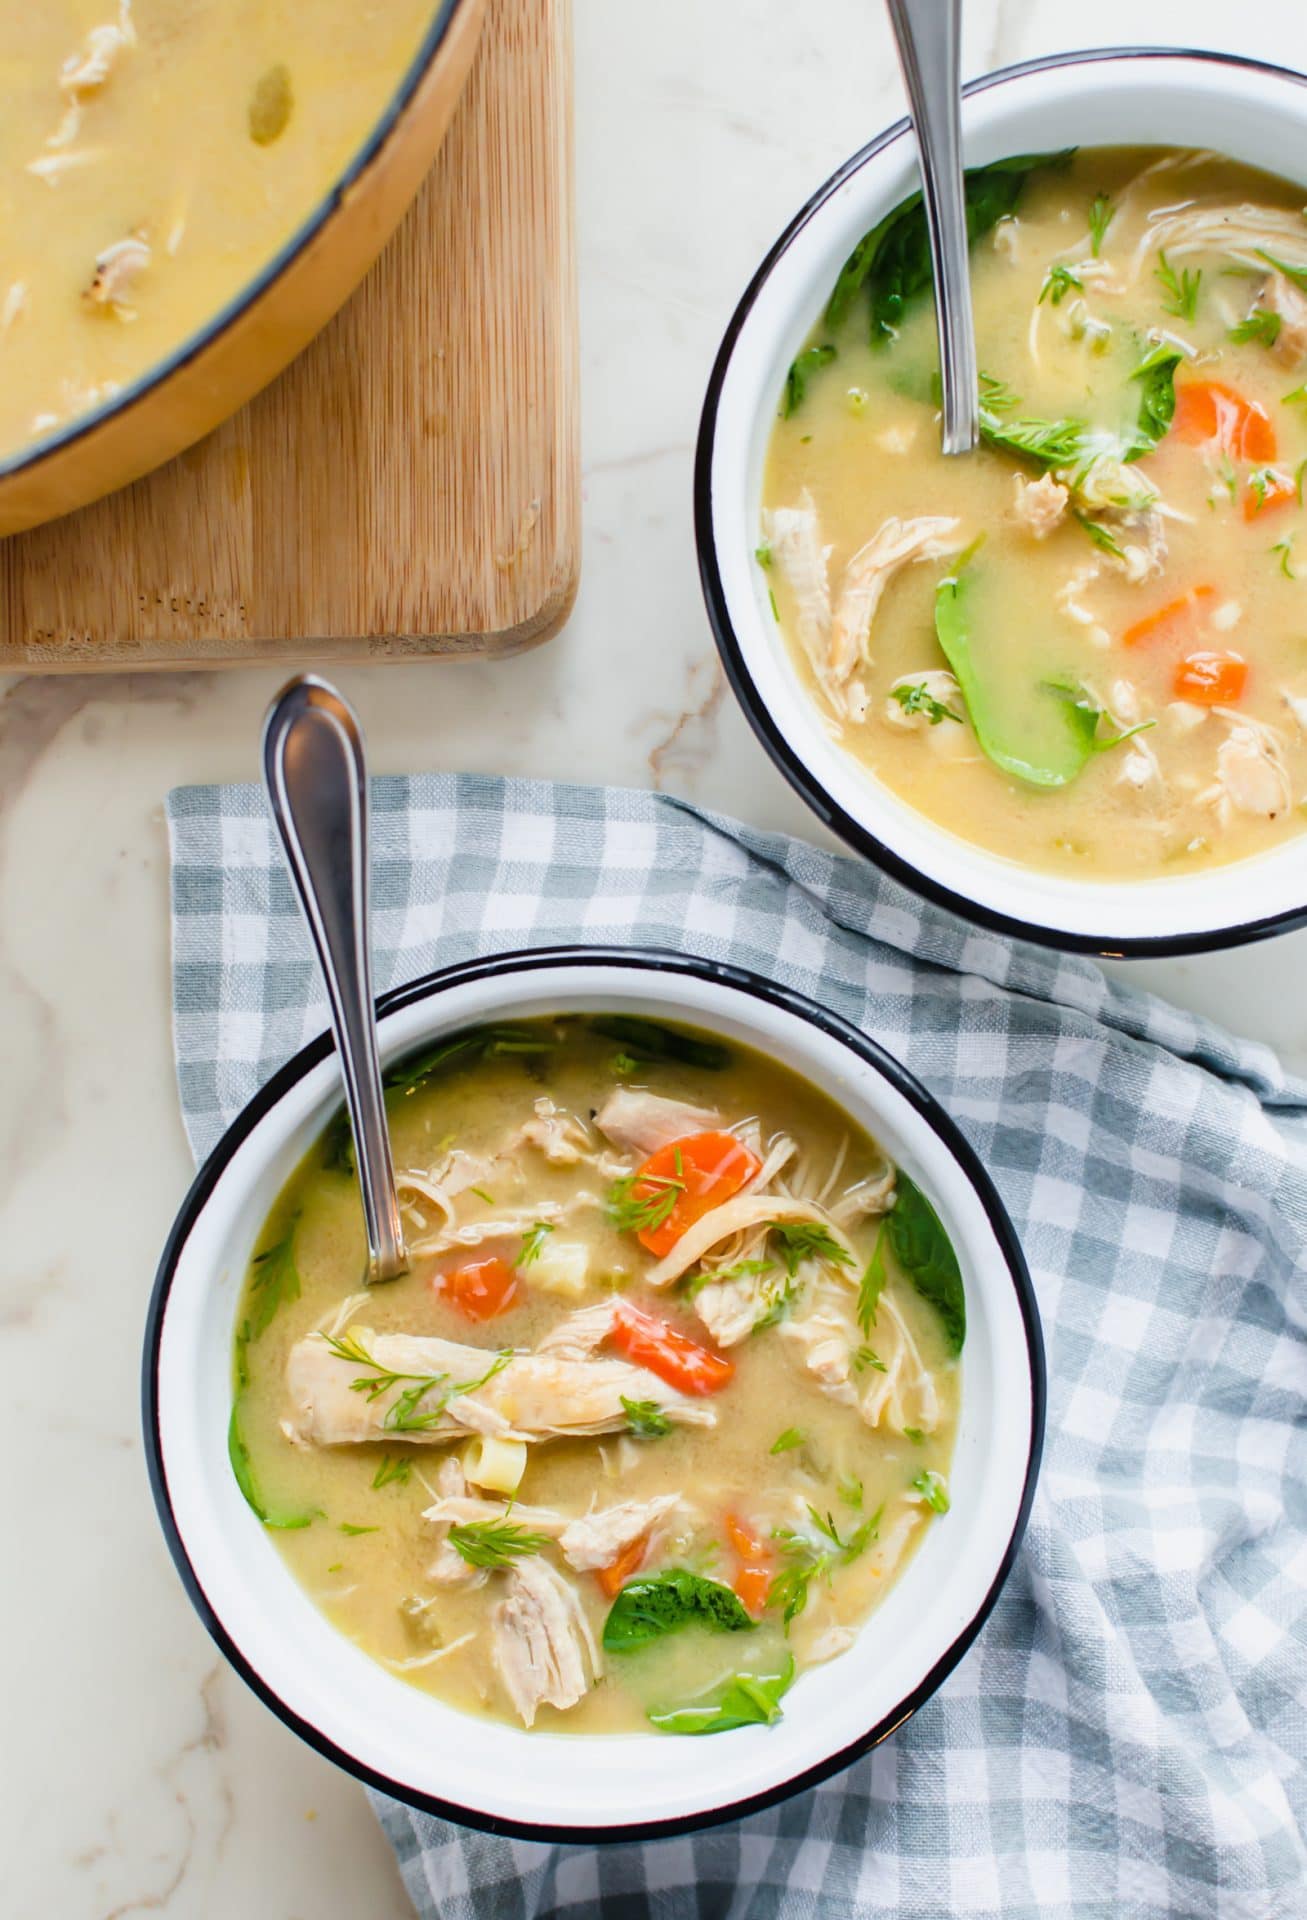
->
603, 1569, 756, 1653
782, 343, 837, 416
228, 1403, 319, 1530
648, 1654, 796, 1735
825, 150, 1074, 340
885, 1172, 965, 1356
589, 1016, 731, 1071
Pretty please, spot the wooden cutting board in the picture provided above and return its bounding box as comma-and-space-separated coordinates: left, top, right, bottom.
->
0, 0, 577, 669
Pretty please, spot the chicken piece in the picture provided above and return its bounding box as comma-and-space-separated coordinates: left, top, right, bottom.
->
512, 1096, 592, 1166
492, 1557, 600, 1727
691, 1271, 778, 1347
1064, 456, 1158, 517
762, 491, 832, 691
1282, 690, 1307, 733
86, 233, 150, 313
61, 18, 134, 97
1011, 472, 1068, 539
776, 1298, 858, 1406
594, 1087, 720, 1157
284, 1312, 717, 1447
1259, 271, 1307, 368
883, 672, 970, 756
557, 1494, 681, 1573
829, 516, 962, 684
828, 1165, 896, 1227
856, 1293, 940, 1436
1212, 726, 1291, 820
644, 1194, 856, 1290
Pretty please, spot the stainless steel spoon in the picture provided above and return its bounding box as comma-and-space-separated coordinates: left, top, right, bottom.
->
886, 0, 979, 453
262, 675, 408, 1285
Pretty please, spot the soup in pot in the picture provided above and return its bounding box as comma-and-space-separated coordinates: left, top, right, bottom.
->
230, 1015, 963, 1735
0, 0, 439, 460
761, 147, 1307, 878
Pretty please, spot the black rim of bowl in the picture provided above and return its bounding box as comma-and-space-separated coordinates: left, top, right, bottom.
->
143, 944, 1045, 1844
695, 45, 1307, 961
0, 0, 467, 485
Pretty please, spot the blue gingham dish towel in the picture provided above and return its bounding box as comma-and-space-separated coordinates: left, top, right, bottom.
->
166, 774, 1307, 1920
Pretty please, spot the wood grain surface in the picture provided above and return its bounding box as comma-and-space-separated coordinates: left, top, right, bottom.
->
0, 0, 578, 669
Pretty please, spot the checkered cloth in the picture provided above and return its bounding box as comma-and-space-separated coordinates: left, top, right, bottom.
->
167, 774, 1307, 1920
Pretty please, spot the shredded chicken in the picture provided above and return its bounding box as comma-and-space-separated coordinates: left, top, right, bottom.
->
1126, 199, 1307, 285
594, 1088, 720, 1157
855, 1292, 940, 1435
492, 1557, 600, 1727
283, 1311, 717, 1446
1011, 472, 1068, 539
86, 233, 150, 315
512, 1096, 593, 1166
61, 15, 135, 98
1262, 271, 1307, 368
1205, 725, 1292, 822
762, 491, 833, 695
829, 516, 963, 686
644, 1194, 856, 1290
557, 1495, 681, 1573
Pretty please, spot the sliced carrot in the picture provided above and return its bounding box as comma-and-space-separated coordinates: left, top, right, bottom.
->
1173, 651, 1248, 705
594, 1533, 648, 1599
628, 1131, 761, 1257
1121, 584, 1215, 650
1243, 469, 1296, 520
1173, 380, 1277, 462
608, 1301, 734, 1395
442, 1256, 519, 1321
725, 1511, 773, 1617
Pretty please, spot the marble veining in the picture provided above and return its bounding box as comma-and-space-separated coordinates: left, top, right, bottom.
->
4, 4, 1307, 1915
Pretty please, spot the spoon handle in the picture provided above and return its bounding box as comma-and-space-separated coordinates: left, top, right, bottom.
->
262, 676, 408, 1285
886, 0, 979, 454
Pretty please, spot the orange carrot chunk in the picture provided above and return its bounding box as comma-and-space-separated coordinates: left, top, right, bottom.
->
1173, 651, 1248, 705
595, 1533, 649, 1599
628, 1131, 761, 1257
1121, 585, 1215, 650
608, 1301, 734, 1395
1173, 379, 1277, 462
725, 1512, 773, 1616
1243, 470, 1296, 521
442, 1256, 519, 1321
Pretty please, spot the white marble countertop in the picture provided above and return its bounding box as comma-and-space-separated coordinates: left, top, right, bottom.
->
6, 4, 1307, 1915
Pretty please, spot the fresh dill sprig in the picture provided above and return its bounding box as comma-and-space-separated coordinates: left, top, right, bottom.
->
607, 1169, 685, 1237
768, 1221, 853, 1278
518, 1219, 554, 1265
1155, 250, 1201, 321
911, 1470, 951, 1514
322, 1331, 512, 1432
857, 1222, 887, 1334
766, 1503, 883, 1627
1073, 510, 1125, 560
1229, 309, 1282, 348
447, 1516, 549, 1569
769, 1427, 805, 1455
372, 1453, 412, 1490
1038, 262, 1083, 307
1088, 191, 1113, 257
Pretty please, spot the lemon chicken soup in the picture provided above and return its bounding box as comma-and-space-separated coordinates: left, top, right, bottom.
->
230, 1016, 962, 1736
762, 147, 1307, 878
0, 0, 438, 458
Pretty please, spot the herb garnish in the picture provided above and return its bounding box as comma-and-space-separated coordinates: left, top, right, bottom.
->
769, 1427, 805, 1455
1230, 309, 1282, 348
912, 1470, 951, 1514
857, 1222, 887, 1335
1155, 250, 1201, 321
340, 1522, 379, 1536
247, 1217, 301, 1341
891, 681, 962, 726
518, 1220, 554, 1265
767, 1504, 883, 1627
1272, 535, 1296, 580
1256, 249, 1307, 294
622, 1396, 673, 1439
1073, 511, 1125, 560
1088, 191, 1114, 257
607, 1169, 685, 1238
447, 1516, 549, 1568
1038, 263, 1083, 307
322, 1330, 512, 1433
372, 1453, 413, 1490
769, 1221, 853, 1277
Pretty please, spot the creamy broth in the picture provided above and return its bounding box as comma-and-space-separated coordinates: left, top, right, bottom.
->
762, 147, 1307, 878
0, 1, 437, 458
232, 1016, 962, 1736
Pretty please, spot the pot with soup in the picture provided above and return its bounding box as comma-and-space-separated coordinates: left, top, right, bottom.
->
0, 0, 484, 530
147, 953, 1040, 1834
699, 52, 1307, 951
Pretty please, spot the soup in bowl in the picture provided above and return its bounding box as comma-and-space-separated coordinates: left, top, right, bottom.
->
146, 949, 1041, 1837
697, 50, 1307, 953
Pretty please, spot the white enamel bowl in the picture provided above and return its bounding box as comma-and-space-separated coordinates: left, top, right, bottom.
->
144, 948, 1042, 1840
696, 48, 1307, 957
